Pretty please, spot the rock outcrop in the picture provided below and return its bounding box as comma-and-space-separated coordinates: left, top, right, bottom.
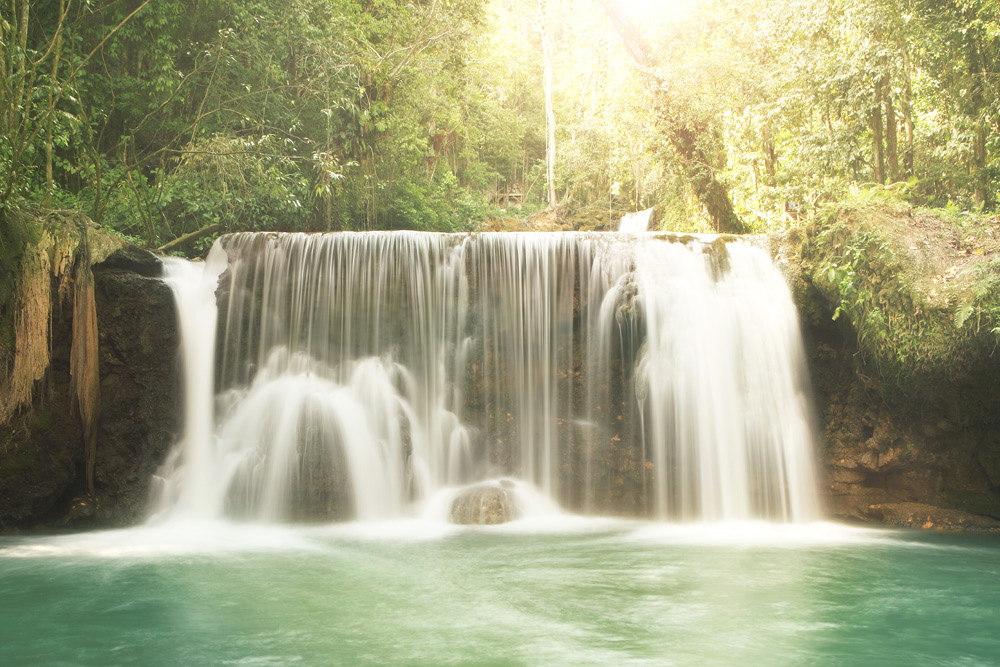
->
774, 205, 1000, 527
91, 254, 179, 525
0, 212, 179, 530
450, 481, 520, 525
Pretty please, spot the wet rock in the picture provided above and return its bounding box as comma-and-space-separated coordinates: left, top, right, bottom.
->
863, 502, 1000, 532
91, 268, 180, 525
450, 483, 519, 525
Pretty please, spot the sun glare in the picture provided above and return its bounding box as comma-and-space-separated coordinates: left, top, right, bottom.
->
615, 0, 692, 22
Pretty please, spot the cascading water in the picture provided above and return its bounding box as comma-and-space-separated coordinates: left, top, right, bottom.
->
158, 252, 228, 518
618, 208, 654, 233
153, 231, 820, 524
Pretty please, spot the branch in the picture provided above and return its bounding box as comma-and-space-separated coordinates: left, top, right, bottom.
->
157, 223, 222, 254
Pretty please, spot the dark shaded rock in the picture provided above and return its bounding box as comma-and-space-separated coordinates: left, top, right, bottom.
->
91, 269, 179, 525
0, 248, 83, 530
94, 247, 163, 278
0, 369, 81, 529
450, 483, 519, 525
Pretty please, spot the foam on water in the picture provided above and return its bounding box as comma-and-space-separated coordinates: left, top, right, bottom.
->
0, 518, 952, 561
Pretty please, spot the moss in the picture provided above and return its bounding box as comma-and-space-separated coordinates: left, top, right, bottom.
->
705, 236, 733, 280
801, 205, 1000, 397
0, 209, 36, 380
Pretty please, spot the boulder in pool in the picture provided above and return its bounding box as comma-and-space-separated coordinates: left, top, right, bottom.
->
450, 482, 519, 525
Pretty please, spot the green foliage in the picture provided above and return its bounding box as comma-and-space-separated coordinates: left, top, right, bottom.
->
961, 258, 1000, 346
807, 206, 1000, 390
2, 0, 999, 241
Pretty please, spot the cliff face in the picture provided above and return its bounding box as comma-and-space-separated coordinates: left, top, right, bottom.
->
0, 215, 179, 530
775, 206, 1000, 529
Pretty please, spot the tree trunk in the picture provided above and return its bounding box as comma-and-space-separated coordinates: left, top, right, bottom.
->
872, 79, 886, 185
157, 224, 222, 254
0, 4, 10, 137
45, 0, 68, 207
973, 124, 987, 210
885, 91, 899, 183
901, 46, 915, 178
538, 0, 557, 208
965, 10, 989, 209
668, 117, 748, 234
597, 0, 747, 234
761, 123, 776, 187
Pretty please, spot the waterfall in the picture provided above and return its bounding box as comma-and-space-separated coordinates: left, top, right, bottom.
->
157, 251, 228, 518
153, 232, 820, 523
618, 208, 654, 233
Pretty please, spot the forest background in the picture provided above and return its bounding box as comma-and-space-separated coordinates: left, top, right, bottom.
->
1, 0, 997, 251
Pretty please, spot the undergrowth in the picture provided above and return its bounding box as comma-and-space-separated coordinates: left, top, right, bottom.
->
805, 205, 1000, 392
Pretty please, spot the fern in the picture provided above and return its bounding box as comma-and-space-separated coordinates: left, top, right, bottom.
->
954, 302, 975, 329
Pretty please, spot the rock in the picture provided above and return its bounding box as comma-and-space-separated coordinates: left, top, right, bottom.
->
859, 446, 881, 471
0, 217, 177, 531
776, 208, 1000, 528
863, 502, 1000, 532
450, 483, 520, 525
90, 268, 180, 525
95, 246, 163, 278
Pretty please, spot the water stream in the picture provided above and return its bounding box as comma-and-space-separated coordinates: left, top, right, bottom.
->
152, 231, 819, 524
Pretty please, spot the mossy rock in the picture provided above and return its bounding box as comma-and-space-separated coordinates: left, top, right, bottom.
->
793, 205, 1000, 395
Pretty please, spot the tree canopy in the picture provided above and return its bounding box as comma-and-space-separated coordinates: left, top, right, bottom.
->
1, 0, 997, 247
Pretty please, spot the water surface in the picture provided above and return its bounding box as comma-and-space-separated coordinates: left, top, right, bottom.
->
2, 520, 997, 665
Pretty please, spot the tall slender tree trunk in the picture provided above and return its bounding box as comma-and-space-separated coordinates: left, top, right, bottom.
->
965, 9, 989, 209
872, 78, 886, 184
13, 0, 30, 122
45, 0, 68, 208
0, 7, 9, 137
884, 90, 899, 183
973, 124, 987, 209
761, 123, 776, 187
901, 46, 915, 178
538, 0, 557, 208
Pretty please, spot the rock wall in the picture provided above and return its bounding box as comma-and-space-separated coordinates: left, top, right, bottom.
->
0, 217, 180, 531
774, 206, 1000, 529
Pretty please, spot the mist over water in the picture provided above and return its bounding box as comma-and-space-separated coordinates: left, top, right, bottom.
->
152, 231, 818, 524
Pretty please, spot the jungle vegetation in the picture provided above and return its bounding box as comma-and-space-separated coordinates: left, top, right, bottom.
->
1, 0, 997, 248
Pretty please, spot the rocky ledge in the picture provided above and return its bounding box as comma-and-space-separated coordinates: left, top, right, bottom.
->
0, 213, 179, 530
774, 204, 1000, 530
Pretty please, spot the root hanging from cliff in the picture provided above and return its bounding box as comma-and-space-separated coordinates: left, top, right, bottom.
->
0, 211, 123, 436
70, 226, 101, 495
0, 227, 60, 425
